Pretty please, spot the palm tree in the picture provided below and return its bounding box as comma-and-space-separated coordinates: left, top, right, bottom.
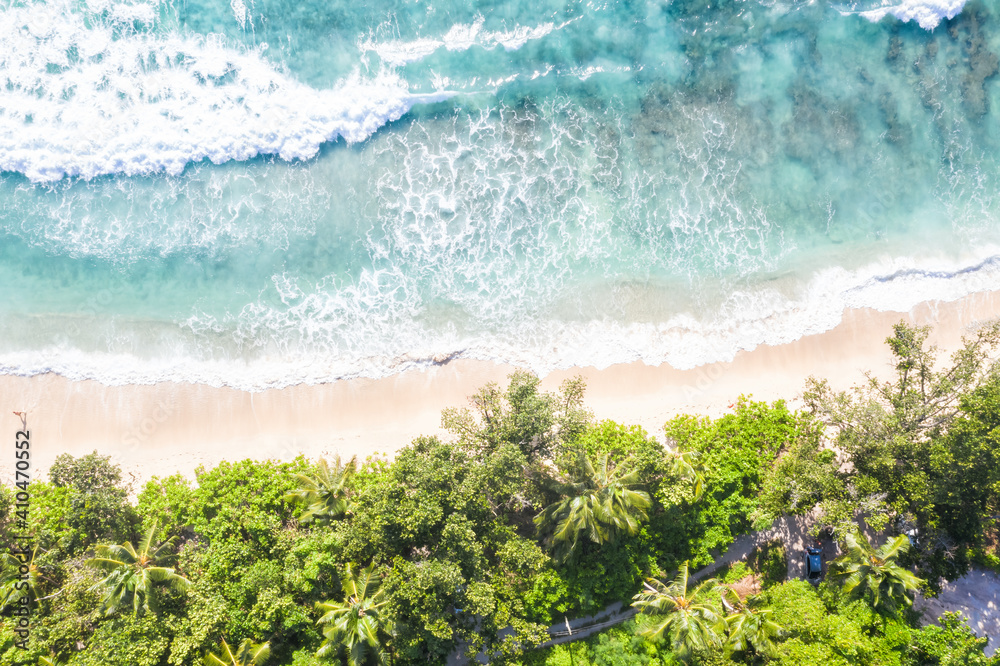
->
828, 531, 924, 613
86, 520, 190, 616
1, 545, 54, 611
285, 456, 357, 524
721, 588, 782, 658
535, 452, 652, 559
315, 563, 392, 665
669, 449, 706, 500
632, 562, 724, 664
203, 638, 270, 666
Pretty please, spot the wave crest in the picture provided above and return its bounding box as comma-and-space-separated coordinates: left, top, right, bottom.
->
0, 0, 444, 182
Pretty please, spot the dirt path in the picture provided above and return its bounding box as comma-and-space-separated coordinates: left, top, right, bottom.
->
449, 517, 998, 662
539, 517, 998, 657
539, 514, 826, 648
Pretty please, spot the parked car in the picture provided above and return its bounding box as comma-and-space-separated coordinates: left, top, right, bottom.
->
805, 544, 823, 584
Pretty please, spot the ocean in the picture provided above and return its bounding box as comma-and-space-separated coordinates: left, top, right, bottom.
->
1, 0, 999, 390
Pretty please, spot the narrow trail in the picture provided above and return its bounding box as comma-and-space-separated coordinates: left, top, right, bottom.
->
450, 514, 999, 662
539, 513, 822, 648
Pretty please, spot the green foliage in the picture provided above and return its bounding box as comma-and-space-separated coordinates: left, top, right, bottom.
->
931, 374, 1000, 551
568, 421, 666, 478
0, 545, 57, 612
382, 557, 463, 663
12, 563, 101, 663
61, 491, 138, 557
663, 398, 807, 566
717, 561, 749, 585
903, 612, 994, 666
828, 531, 923, 616
46, 452, 137, 555
340, 437, 495, 566
85, 520, 190, 617
166, 580, 234, 666
441, 371, 590, 460
535, 452, 652, 560
284, 456, 356, 526
23, 483, 73, 552
631, 562, 723, 664
337, 436, 552, 662
764, 580, 875, 665
68, 613, 173, 666
517, 619, 676, 666
315, 563, 390, 665
36, 452, 138, 556
721, 590, 783, 659
136, 474, 195, 540
804, 320, 1000, 581
558, 534, 657, 615
49, 452, 125, 494
282, 530, 343, 601
184, 458, 307, 546
0, 486, 12, 539
202, 638, 271, 666
753, 425, 843, 531
13, 341, 1000, 666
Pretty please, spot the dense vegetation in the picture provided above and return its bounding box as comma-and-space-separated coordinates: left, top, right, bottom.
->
2, 321, 1000, 665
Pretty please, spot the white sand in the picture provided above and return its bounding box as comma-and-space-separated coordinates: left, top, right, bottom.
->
1, 289, 1000, 492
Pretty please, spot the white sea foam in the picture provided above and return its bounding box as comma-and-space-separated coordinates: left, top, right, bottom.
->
230, 0, 249, 30
0, 0, 448, 182
844, 0, 966, 30
360, 17, 569, 67
2, 249, 999, 391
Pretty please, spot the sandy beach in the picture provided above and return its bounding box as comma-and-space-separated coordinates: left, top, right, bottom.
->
4, 288, 1000, 490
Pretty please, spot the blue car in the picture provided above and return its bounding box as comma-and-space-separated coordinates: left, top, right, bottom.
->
805, 545, 823, 584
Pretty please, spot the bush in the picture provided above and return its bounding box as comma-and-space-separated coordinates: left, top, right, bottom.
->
663, 398, 808, 566
49, 451, 124, 493
904, 611, 994, 665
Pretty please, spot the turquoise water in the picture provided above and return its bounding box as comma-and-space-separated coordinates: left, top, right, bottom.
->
1, 0, 1000, 388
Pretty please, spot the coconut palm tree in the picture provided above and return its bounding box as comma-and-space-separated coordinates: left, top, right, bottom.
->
829, 531, 924, 613
203, 638, 270, 666
632, 561, 724, 664
1, 545, 54, 611
285, 456, 357, 524
535, 452, 652, 560
669, 449, 706, 500
315, 563, 392, 665
720, 588, 782, 658
86, 520, 190, 616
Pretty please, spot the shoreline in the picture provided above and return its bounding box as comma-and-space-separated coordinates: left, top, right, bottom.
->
4, 288, 1000, 490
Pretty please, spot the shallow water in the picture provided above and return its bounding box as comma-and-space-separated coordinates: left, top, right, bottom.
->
1, 0, 999, 388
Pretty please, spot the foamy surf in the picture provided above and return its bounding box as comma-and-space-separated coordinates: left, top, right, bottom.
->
2, 249, 998, 391
359, 17, 573, 67
0, 0, 449, 182
840, 0, 967, 30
